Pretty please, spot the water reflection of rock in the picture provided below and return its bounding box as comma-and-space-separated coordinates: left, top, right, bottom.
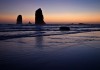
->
35, 25, 43, 31
35, 31, 44, 48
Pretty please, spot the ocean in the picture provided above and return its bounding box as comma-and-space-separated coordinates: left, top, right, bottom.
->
0, 24, 100, 40
0, 24, 100, 70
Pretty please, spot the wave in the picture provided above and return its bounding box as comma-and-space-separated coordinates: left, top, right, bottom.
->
0, 30, 99, 40
0, 24, 100, 40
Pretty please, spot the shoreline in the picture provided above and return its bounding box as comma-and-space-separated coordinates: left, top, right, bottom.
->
0, 30, 100, 40
0, 31, 100, 70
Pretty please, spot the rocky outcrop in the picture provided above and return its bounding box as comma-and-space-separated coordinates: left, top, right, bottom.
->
17, 15, 22, 24
35, 8, 45, 25
59, 27, 70, 31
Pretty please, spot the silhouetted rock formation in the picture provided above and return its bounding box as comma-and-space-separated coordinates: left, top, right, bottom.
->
79, 23, 85, 25
28, 21, 32, 24
35, 8, 46, 25
59, 27, 70, 31
17, 15, 22, 24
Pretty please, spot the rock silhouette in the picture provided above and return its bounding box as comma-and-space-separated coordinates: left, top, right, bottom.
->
59, 27, 70, 31
17, 15, 22, 24
28, 21, 32, 24
35, 8, 46, 25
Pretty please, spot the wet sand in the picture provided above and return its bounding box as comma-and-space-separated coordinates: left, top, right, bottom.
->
0, 31, 100, 70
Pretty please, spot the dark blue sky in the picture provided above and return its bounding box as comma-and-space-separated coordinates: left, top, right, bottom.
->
0, 0, 100, 24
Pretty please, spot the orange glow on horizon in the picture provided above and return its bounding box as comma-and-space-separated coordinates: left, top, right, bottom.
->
0, 15, 15, 23
44, 13, 100, 23
0, 12, 100, 24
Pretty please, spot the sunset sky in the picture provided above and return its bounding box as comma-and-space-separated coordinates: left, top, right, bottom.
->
0, 0, 100, 24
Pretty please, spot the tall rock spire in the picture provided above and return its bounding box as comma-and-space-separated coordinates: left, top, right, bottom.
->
17, 15, 22, 24
35, 8, 46, 25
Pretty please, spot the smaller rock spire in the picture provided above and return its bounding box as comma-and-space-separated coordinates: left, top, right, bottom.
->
17, 15, 22, 24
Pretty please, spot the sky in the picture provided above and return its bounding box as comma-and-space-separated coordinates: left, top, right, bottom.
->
0, 0, 100, 24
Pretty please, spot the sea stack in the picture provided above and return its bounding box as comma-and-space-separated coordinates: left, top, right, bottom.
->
35, 8, 46, 25
17, 15, 22, 24
59, 27, 70, 31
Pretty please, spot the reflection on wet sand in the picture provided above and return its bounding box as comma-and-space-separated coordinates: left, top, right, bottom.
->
35, 31, 44, 48
0, 31, 100, 70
